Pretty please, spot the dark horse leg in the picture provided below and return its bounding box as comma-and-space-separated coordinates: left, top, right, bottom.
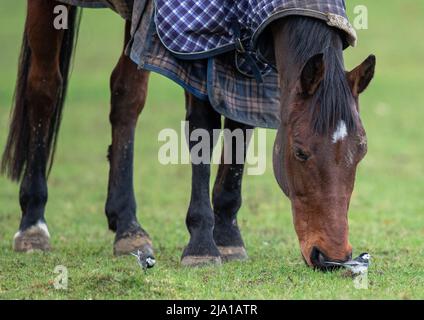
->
106, 22, 153, 257
212, 118, 252, 261
181, 92, 222, 266
7, 1, 74, 251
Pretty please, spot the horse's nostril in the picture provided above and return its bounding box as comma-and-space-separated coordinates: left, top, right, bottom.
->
310, 247, 324, 264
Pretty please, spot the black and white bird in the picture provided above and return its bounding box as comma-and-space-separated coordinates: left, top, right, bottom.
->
325, 252, 371, 275
131, 250, 156, 271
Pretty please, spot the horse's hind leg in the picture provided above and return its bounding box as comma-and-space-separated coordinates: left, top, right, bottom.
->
13, 1, 68, 252
106, 22, 153, 257
212, 118, 252, 262
182, 92, 222, 267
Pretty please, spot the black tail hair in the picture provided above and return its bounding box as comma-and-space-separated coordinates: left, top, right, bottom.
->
1, 7, 82, 181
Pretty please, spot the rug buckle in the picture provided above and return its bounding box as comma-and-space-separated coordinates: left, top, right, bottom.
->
235, 37, 246, 54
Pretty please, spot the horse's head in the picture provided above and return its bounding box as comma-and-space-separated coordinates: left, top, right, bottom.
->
271, 18, 376, 269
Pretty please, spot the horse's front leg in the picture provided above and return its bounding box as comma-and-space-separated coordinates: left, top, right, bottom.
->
212, 118, 252, 261
182, 93, 222, 267
106, 22, 153, 257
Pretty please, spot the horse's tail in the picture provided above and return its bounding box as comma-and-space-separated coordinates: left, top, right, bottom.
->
1, 7, 82, 181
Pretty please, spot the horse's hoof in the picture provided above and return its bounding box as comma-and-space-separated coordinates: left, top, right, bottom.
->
113, 232, 154, 257
13, 222, 51, 252
181, 255, 222, 267
218, 246, 248, 262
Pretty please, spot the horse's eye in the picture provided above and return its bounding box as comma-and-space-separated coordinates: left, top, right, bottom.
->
294, 148, 309, 162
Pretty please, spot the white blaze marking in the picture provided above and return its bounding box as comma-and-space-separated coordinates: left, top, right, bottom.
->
332, 120, 347, 143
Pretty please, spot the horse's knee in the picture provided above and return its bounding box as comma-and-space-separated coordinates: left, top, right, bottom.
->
27, 65, 62, 115
110, 72, 147, 110
109, 97, 141, 127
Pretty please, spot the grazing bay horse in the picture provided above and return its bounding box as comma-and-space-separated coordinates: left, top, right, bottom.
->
1, 0, 375, 269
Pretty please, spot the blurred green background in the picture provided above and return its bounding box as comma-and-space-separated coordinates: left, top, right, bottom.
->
0, 1, 423, 299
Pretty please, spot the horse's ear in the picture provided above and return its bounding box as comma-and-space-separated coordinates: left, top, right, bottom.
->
347, 55, 376, 96
300, 53, 325, 96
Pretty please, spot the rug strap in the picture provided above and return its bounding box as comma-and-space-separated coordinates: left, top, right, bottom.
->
231, 20, 264, 83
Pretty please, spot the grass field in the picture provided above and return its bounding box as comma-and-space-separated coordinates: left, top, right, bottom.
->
0, 1, 423, 299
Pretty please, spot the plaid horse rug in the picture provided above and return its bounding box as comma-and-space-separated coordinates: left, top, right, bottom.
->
59, 0, 356, 129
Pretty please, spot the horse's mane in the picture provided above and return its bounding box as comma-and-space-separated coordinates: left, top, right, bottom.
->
285, 17, 356, 134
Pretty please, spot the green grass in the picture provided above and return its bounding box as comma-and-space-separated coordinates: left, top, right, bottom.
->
0, 1, 423, 299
